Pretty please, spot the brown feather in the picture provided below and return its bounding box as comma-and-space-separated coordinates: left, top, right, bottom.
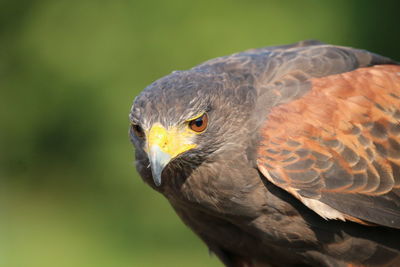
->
257, 65, 400, 227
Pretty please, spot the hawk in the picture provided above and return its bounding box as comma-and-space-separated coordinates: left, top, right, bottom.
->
129, 40, 400, 266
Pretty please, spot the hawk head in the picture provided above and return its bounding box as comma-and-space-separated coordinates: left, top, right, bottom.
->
129, 70, 256, 186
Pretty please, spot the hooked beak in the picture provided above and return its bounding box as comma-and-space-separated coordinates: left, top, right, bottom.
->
146, 123, 196, 186
148, 145, 171, 186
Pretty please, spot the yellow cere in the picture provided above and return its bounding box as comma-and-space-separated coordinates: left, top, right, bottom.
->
147, 123, 197, 158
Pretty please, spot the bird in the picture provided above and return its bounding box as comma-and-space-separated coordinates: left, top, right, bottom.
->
129, 40, 400, 267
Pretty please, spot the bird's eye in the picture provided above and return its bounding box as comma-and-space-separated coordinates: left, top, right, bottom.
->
188, 113, 208, 133
132, 124, 145, 138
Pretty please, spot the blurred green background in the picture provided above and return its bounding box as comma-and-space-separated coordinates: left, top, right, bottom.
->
1, 1, 399, 266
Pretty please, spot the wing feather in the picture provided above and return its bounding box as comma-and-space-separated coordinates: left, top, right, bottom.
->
257, 65, 400, 228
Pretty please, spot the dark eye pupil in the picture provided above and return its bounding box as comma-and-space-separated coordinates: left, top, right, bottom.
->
188, 113, 208, 132
132, 124, 144, 137
195, 118, 203, 127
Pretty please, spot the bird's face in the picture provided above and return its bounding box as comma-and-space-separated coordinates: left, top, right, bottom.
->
130, 71, 256, 186
131, 111, 209, 186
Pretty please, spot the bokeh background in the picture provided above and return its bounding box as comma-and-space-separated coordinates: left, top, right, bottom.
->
1, 1, 399, 266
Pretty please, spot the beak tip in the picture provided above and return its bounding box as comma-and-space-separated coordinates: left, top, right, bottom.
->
152, 170, 162, 187
149, 145, 171, 187
154, 177, 162, 187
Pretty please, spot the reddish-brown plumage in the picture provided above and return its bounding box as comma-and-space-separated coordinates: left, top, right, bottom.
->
258, 65, 400, 226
